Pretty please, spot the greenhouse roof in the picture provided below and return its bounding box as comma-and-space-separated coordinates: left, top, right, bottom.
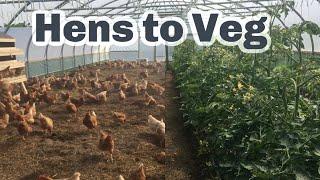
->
0, 0, 319, 55
0, 0, 293, 31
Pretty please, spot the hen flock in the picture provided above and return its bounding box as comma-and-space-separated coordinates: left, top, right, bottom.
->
0, 60, 167, 180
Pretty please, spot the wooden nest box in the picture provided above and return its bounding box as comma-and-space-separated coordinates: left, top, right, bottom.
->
0, 34, 27, 83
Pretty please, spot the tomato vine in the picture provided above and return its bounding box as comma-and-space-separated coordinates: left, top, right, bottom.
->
172, 4, 320, 178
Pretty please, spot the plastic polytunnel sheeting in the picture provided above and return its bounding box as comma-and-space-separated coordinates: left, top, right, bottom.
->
0, 0, 319, 65
1, 26, 109, 77
0, 1, 318, 28
0, 0, 288, 29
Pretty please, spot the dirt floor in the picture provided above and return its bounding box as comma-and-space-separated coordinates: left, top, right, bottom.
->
0, 61, 198, 180
164, 72, 199, 180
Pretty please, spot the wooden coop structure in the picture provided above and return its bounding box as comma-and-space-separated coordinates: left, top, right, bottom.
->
0, 34, 26, 83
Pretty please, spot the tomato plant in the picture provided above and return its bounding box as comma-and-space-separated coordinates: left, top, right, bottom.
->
172, 20, 320, 178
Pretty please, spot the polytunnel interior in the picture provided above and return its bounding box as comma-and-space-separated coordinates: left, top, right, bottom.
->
1, 0, 320, 179
0, 0, 319, 77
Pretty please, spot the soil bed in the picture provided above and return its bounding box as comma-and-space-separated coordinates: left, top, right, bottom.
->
0, 62, 198, 180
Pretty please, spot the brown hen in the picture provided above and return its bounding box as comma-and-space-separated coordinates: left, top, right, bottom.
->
0, 114, 9, 129
113, 111, 126, 124
17, 121, 32, 140
38, 113, 54, 134
129, 163, 146, 180
83, 110, 98, 129
98, 131, 115, 162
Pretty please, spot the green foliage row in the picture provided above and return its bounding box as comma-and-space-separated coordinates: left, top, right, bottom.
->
172, 28, 320, 178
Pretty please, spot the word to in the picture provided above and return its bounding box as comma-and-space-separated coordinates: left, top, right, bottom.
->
32, 9, 271, 53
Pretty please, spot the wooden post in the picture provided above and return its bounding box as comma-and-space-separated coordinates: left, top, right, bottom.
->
45, 45, 49, 75
83, 45, 86, 65
73, 46, 76, 68
98, 45, 101, 65
60, 44, 65, 72
165, 45, 169, 70
153, 45, 157, 62
138, 30, 141, 59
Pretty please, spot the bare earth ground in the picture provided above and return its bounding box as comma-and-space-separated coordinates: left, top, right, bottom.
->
164, 71, 199, 180
0, 62, 198, 180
